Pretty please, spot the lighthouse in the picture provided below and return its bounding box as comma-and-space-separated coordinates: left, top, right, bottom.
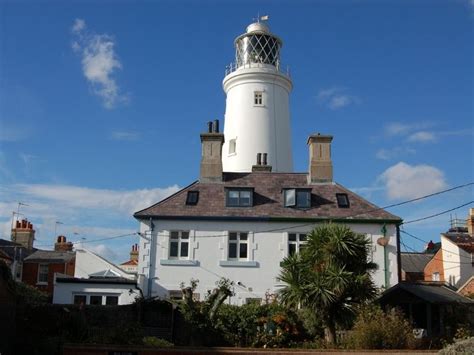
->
222, 19, 293, 173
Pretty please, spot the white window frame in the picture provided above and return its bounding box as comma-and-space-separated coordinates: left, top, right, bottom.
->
226, 189, 253, 207
254, 91, 263, 106
432, 272, 440, 281
228, 232, 249, 261
169, 230, 190, 260
229, 138, 237, 155
37, 263, 49, 284
284, 189, 311, 208
288, 233, 307, 256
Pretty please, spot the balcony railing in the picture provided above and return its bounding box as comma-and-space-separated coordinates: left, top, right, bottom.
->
225, 61, 291, 77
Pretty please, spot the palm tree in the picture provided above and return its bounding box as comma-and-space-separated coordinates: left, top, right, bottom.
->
278, 223, 377, 345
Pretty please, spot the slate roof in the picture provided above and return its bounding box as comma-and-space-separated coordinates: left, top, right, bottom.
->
0, 239, 37, 261
442, 229, 474, 254
401, 253, 434, 273
381, 282, 474, 305
134, 173, 401, 223
24, 250, 75, 263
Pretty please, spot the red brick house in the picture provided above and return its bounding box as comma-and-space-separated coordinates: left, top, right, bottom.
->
22, 236, 76, 297
23, 249, 75, 296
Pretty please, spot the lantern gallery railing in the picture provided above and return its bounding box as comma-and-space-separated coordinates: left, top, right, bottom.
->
225, 61, 291, 77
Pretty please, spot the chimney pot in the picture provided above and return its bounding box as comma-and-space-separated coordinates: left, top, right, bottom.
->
257, 153, 262, 165
207, 121, 213, 133
262, 153, 268, 166
213, 119, 219, 133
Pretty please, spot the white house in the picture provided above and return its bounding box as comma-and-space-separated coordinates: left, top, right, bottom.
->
53, 247, 140, 305
133, 20, 402, 305
441, 208, 474, 288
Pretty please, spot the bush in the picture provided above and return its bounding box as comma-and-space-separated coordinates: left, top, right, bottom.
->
348, 304, 414, 349
142, 336, 173, 348
438, 337, 474, 355
215, 302, 307, 348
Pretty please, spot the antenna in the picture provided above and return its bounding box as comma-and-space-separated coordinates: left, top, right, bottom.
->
54, 221, 64, 236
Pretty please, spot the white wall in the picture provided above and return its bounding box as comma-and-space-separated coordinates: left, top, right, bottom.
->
53, 281, 140, 305
442, 235, 473, 287
138, 220, 398, 305
222, 66, 293, 173
74, 248, 136, 280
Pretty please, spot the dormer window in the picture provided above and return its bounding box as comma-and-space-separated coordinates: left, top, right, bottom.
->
186, 191, 199, 205
254, 91, 263, 106
336, 193, 350, 208
226, 188, 253, 207
284, 189, 311, 208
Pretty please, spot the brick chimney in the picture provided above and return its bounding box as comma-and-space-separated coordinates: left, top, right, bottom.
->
307, 133, 333, 183
200, 120, 224, 183
467, 208, 474, 236
252, 153, 272, 172
11, 219, 35, 250
54, 235, 74, 252
130, 243, 139, 261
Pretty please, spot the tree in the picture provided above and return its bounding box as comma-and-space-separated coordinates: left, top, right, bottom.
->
278, 223, 377, 345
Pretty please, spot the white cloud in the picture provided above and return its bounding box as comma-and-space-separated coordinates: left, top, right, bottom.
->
0, 121, 32, 142
375, 147, 416, 160
13, 183, 179, 215
71, 19, 126, 109
0, 182, 180, 260
111, 130, 140, 141
71, 18, 85, 34
384, 122, 434, 137
407, 131, 436, 143
317, 87, 359, 110
378, 162, 448, 200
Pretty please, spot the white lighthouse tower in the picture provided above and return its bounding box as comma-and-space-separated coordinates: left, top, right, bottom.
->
222, 19, 293, 172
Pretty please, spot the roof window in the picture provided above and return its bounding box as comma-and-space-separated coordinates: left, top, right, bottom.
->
284, 189, 311, 208
226, 188, 253, 207
186, 191, 199, 205
336, 193, 350, 208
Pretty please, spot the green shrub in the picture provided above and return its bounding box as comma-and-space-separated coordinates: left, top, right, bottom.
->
142, 336, 173, 348
215, 302, 307, 348
438, 337, 474, 355
348, 304, 414, 349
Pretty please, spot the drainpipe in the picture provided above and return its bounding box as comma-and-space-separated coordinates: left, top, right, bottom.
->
396, 224, 402, 284
147, 218, 155, 298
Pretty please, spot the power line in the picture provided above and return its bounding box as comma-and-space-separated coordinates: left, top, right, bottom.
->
29, 182, 474, 247
400, 235, 473, 265
402, 201, 474, 225
35, 232, 138, 248
400, 229, 473, 261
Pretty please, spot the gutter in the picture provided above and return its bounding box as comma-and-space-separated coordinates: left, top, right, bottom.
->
133, 214, 402, 225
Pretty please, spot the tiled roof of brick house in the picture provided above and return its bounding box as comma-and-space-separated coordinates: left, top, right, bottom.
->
442, 227, 474, 254
24, 250, 75, 263
134, 173, 401, 223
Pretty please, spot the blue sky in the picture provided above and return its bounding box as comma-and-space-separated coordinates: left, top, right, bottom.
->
0, 0, 473, 263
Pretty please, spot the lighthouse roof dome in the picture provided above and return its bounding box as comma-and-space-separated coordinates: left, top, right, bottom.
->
246, 22, 270, 34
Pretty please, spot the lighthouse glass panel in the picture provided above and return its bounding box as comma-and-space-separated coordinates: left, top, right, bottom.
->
236, 34, 281, 67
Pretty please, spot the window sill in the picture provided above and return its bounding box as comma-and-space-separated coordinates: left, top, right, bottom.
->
219, 260, 259, 267
36, 282, 48, 286
160, 259, 198, 266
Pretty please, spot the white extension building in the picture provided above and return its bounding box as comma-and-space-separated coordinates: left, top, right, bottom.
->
440, 209, 474, 288
53, 247, 140, 306
134, 20, 402, 304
